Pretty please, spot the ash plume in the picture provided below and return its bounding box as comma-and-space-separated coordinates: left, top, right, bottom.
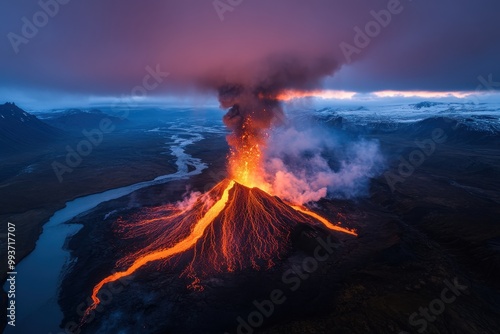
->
215, 55, 340, 127
210, 56, 340, 182
205, 55, 383, 202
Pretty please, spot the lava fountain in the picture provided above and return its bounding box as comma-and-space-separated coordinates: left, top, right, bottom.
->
82, 83, 357, 322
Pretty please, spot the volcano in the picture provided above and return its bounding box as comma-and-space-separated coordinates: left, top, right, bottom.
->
82, 179, 356, 321
81, 66, 360, 324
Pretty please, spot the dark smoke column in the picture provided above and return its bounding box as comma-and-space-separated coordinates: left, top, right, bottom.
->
212, 56, 339, 188
217, 84, 283, 189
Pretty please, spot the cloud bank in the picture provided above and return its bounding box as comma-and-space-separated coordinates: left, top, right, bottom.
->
1, 0, 499, 95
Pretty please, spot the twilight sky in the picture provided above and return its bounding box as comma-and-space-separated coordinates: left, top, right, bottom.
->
1, 0, 500, 105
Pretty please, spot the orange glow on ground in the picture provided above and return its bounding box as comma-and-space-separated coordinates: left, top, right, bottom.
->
290, 205, 358, 236
82, 108, 358, 324
82, 179, 357, 321
83, 181, 235, 320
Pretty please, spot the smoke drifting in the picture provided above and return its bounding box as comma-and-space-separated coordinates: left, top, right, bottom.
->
208, 55, 381, 203
263, 125, 384, 203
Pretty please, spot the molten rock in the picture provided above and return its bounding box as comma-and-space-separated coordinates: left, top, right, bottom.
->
82, 179, 356, 321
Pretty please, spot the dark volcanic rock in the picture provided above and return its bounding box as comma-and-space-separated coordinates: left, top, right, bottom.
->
58, 119, 500, 334
60, 175, 359, 333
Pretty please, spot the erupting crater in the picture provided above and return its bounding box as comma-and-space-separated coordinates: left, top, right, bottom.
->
82, 78, 359, 324
82, 178, 357, 321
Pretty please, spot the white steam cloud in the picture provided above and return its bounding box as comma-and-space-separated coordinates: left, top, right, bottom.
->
263, 125, 384, 204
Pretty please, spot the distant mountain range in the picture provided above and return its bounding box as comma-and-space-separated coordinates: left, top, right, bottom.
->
41, 108, 127, 132
0, 102, 63, 155
409, 101, 445, 109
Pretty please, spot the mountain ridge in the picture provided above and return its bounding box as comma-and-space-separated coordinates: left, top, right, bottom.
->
0, 102, 64, 155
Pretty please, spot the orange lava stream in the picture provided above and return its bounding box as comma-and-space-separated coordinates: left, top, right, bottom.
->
82, 179, 357, 322
290, 205, 358, 236
83, 180, 235, 319
82, 110, 359, 323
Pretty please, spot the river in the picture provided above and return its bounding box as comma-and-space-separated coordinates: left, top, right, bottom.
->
3, 130, 208, 333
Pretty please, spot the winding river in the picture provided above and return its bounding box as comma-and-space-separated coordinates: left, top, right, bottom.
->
3, 130, 208, 333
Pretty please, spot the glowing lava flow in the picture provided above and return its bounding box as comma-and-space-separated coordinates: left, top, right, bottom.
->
290, 205, 358, 236
83, 180, 235, 319
226, 119, 357, 236
82, 108, 359, 323
82, 178, 357, 321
